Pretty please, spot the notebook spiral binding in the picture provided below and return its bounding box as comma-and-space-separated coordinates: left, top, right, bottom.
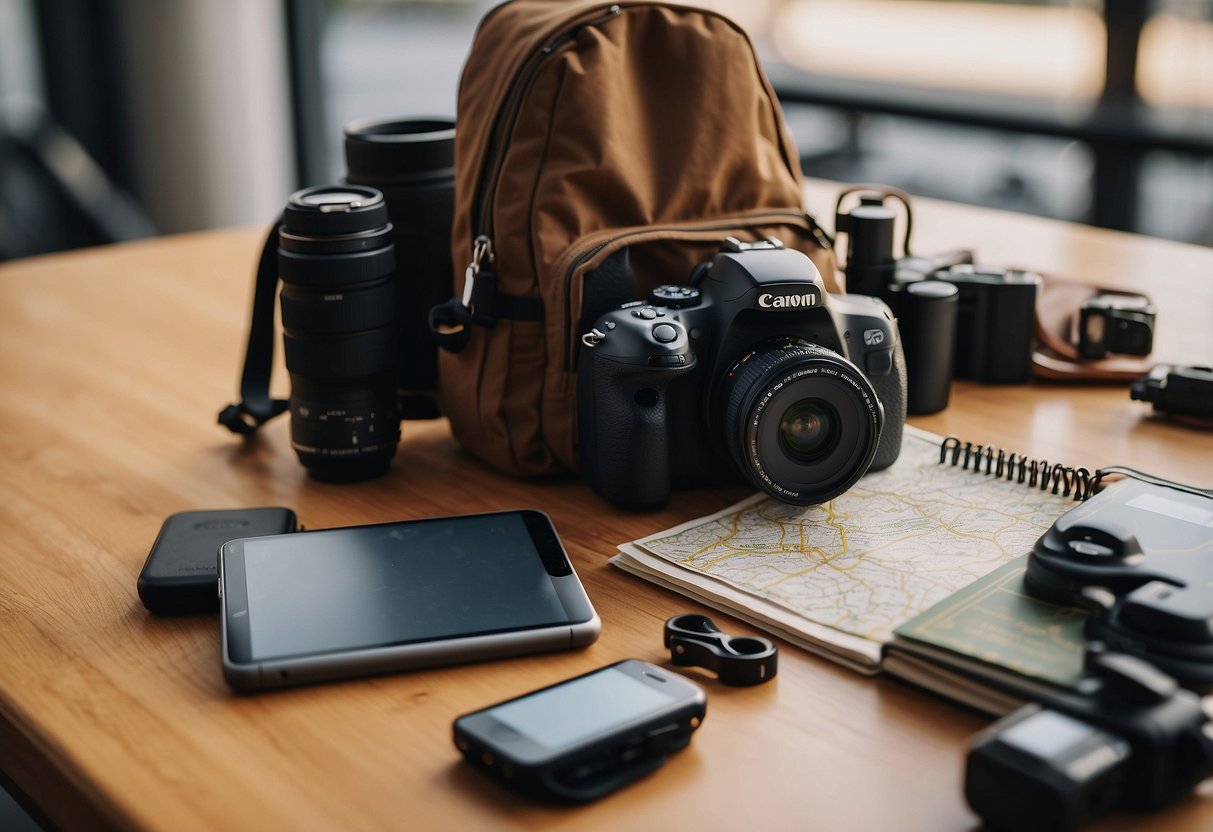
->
938, 436, 1094, 502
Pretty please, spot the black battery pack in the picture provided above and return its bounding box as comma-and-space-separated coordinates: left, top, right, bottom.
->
137, 507, 297, 614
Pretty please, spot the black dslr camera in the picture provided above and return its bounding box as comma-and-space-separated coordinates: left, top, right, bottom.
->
577, 238, 906, 509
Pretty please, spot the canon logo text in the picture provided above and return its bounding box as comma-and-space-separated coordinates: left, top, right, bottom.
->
758, 292, 817, 309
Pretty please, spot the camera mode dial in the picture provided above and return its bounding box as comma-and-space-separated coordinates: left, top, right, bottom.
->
649, 284, 701, 309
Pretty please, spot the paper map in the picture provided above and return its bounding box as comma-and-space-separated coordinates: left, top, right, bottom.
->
611, 426, 1079, 672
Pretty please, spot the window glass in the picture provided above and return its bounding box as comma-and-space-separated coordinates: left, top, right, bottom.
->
309, 0, 1213, 245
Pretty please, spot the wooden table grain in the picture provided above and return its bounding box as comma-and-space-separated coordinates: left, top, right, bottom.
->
1, 186, 1211, 831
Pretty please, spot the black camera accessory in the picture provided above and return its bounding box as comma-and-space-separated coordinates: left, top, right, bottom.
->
930, 264, 1041, 384
344, 118, 455, 418
1131, 364, 1213, 421
137, 507, 297, 614
1077, 292, 1155, 360
833, 186, 910, 297
663, 614, 777, 685
901, 280, 958, 414
1025, 476, 1213, 690
453, 659, 707, 802
833, 185, 973, 305
1032, 279, 1156, 383
964, 645, 1213, 831
967, 705, 1129, 832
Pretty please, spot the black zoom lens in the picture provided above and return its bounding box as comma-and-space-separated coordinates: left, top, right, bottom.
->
278, 185, 400, 482
720, 342, 884, 504
344, 118, 455, 417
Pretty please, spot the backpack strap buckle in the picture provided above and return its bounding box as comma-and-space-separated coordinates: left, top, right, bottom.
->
430, 235, 543, 354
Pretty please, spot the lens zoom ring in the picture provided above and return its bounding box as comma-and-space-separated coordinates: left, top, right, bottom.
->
278, 246, 396, 287
281, 280, 396, 335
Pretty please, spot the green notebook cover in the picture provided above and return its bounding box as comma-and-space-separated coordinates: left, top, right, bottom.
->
888, 554, 1087, 689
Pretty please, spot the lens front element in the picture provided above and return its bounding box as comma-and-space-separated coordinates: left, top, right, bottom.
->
778, 399, 840, 462
720, 342, 884, 505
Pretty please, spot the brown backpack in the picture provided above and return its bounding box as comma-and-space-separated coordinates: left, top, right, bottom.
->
431, 0, 837, 477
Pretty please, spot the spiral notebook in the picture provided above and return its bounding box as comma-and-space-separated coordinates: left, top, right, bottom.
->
611, 425, 1093, 676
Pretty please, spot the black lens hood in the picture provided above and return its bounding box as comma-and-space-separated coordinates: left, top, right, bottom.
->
344, 118, 455, 186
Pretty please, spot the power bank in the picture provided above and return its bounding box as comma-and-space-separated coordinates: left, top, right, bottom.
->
137, 507, 298, 614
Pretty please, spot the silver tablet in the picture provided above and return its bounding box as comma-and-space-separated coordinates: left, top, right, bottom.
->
219, 509, 600, 691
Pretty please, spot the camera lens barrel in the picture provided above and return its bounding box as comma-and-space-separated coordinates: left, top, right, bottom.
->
278, 185, 401, 482
344, 118, 455, 414
344, 118, 455, 185
719, 341, 883, 505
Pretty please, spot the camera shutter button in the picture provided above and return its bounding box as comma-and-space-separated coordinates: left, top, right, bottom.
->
652, 324, 679, 343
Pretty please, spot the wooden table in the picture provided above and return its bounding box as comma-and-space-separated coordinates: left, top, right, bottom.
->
1, 185, 1211, 831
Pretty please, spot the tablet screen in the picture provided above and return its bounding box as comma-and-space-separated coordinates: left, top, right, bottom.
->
230, 512, 575, 662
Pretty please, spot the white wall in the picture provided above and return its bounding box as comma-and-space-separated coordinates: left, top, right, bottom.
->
116, 0, 294, 233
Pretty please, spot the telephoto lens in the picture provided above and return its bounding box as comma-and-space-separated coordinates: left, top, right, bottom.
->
277, 185, 400, 482
344, 118, 455, 418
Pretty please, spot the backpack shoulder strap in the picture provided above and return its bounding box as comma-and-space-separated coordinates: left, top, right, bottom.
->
217, 222, 289, 435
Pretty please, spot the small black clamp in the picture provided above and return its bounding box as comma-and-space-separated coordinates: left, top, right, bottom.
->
664, 614, 777, 686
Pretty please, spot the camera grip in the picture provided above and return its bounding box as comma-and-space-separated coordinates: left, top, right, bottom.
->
578, 356, 680, 510
870, 339, 907, 471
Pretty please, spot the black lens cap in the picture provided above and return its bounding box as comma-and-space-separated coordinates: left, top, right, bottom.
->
283, 185, 389, 235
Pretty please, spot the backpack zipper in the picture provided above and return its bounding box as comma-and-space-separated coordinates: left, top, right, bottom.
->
471, 4, 622, 245
559, 209, 832, 368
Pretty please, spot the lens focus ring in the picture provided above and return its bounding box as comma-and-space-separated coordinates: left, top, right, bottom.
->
280, 279, 396, 335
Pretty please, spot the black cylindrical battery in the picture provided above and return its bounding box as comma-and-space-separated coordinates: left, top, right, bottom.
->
903, 280, 959, 414
841, 202, 897, 298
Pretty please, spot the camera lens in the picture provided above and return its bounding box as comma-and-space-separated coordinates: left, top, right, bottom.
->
344, 118, 455, 416
719, 342, 883, 504
778, 399, 840, 461
278, 184, 400, 482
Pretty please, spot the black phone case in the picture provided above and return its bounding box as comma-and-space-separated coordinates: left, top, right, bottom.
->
138, 507, 297, 614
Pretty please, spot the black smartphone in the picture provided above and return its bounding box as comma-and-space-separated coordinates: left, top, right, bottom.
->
453, 659, 707, 801
219, 509, 600, 691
